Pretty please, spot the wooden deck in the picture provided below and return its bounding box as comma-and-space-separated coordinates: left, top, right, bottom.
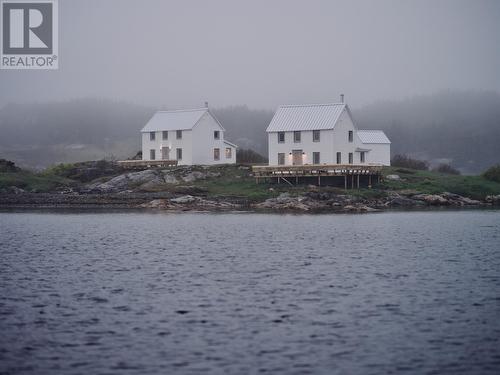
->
117, 160, 178, 170
252, 164, 384, 188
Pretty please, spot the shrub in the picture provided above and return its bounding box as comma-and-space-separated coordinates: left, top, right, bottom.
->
0, 159, 20, 172
482, 164, 500, 183
43, 160, 122, 182
391, 154, 429, 170
236, 148, 268, 164
432, 163, 461, 175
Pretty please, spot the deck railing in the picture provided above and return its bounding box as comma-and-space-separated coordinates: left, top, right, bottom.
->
252, 163, 383, 176
252, 163, 384, 188
117, 160, 178, 170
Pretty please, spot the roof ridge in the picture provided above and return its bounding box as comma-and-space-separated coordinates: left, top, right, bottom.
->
279, 102, 345, 108
156, 108, 207, 113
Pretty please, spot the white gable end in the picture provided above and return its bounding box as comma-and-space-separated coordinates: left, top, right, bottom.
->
266, 102, 390, 166
141, 108, 236, 165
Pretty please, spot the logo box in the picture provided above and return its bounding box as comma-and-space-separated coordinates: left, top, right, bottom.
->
1, 0, 58, 69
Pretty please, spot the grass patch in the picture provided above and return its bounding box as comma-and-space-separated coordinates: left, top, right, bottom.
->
0, 170, 73, 192
381, 167, 500, 199
190, 166, 276, 201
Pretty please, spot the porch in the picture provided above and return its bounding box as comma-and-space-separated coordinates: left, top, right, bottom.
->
252, 164, 384, 189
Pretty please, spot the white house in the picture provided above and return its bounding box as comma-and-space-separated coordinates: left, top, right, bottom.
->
266, 101, 390, 166
141, 107, 237, 165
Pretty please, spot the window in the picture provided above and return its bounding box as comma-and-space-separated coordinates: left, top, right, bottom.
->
278, 153, 285, 165
313, 130, 320, 142
176, 148, 182, 160
360, 151, 365, 163
214, 148, 220, 161
348, 152, 353, 164
348, 130, 353, 142
150, 132, 156, 141
336, 152, 341, 164
278, 132, 285, 143
176, 130, 182, 139
225, 147, 232, 159
214, 130, 220, 140
150, 149, 156, 160
162, 131, 168, 140
294, 131, 301, 143
313, 152, 320, 164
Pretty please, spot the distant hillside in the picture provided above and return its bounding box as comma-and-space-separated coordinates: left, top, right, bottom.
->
355, 90, 500, 173
0, 99, 272, 169
0, 91, 499, 172
0, 99, 152, 169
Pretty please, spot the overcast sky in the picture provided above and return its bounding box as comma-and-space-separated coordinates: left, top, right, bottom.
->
1, 0, 499, 109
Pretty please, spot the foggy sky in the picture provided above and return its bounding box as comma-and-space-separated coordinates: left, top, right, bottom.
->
1, 0, 499, 109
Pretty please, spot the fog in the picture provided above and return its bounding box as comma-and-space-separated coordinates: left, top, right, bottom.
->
1, 0, 499, 109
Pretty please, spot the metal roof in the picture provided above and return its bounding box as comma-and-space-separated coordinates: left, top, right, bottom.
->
223, 140, 238, 148
266, 103, 347, 132
141, 108, 208, 132
357, 130, 391, 144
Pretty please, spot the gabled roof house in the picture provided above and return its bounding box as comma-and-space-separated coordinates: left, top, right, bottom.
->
266, 100, 390, 166
141, 107, 237, 166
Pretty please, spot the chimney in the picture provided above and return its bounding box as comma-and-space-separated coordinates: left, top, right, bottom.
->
204, 101, 209, 108
340, 94, 344, 103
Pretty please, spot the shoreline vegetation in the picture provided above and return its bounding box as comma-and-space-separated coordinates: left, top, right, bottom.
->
1, 159, 500, 213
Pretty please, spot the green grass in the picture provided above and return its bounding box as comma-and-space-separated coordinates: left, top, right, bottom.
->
0, 170, 73, 192
155, 165, 500, 201
381, 167, 500, 199
2, 162, 500, 200
189, 166, 276, 201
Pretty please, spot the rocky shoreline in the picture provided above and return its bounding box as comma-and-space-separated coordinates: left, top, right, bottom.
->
2, 162, 500, 213
1, 189, 499, 213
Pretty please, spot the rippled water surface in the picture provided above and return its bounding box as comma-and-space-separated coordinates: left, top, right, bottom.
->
1, 210, 500, 374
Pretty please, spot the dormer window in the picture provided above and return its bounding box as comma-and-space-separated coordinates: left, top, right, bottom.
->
214, 130, 220, 140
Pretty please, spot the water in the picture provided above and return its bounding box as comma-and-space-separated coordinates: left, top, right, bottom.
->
1, 210, 500, 374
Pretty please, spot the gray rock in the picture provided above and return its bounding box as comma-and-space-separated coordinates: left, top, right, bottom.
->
9, 186, 26, 194
386, 174, 401, 181
140, 199, 170, 209
276, 192, 291, 202
458, 196, 481, 205
90, 169, 161, 192
181, 171, 207, 183
138, 180, 166, 191
485, 195, 500, 205
441, 192, 461, 200
171, 195, 197, 204
163, 174, 178, 184
413, 194, 449, 205
127, 170, 158, 183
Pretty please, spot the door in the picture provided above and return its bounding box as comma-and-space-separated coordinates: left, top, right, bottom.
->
161, 146, 170, 160
292, 150, 303, 165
